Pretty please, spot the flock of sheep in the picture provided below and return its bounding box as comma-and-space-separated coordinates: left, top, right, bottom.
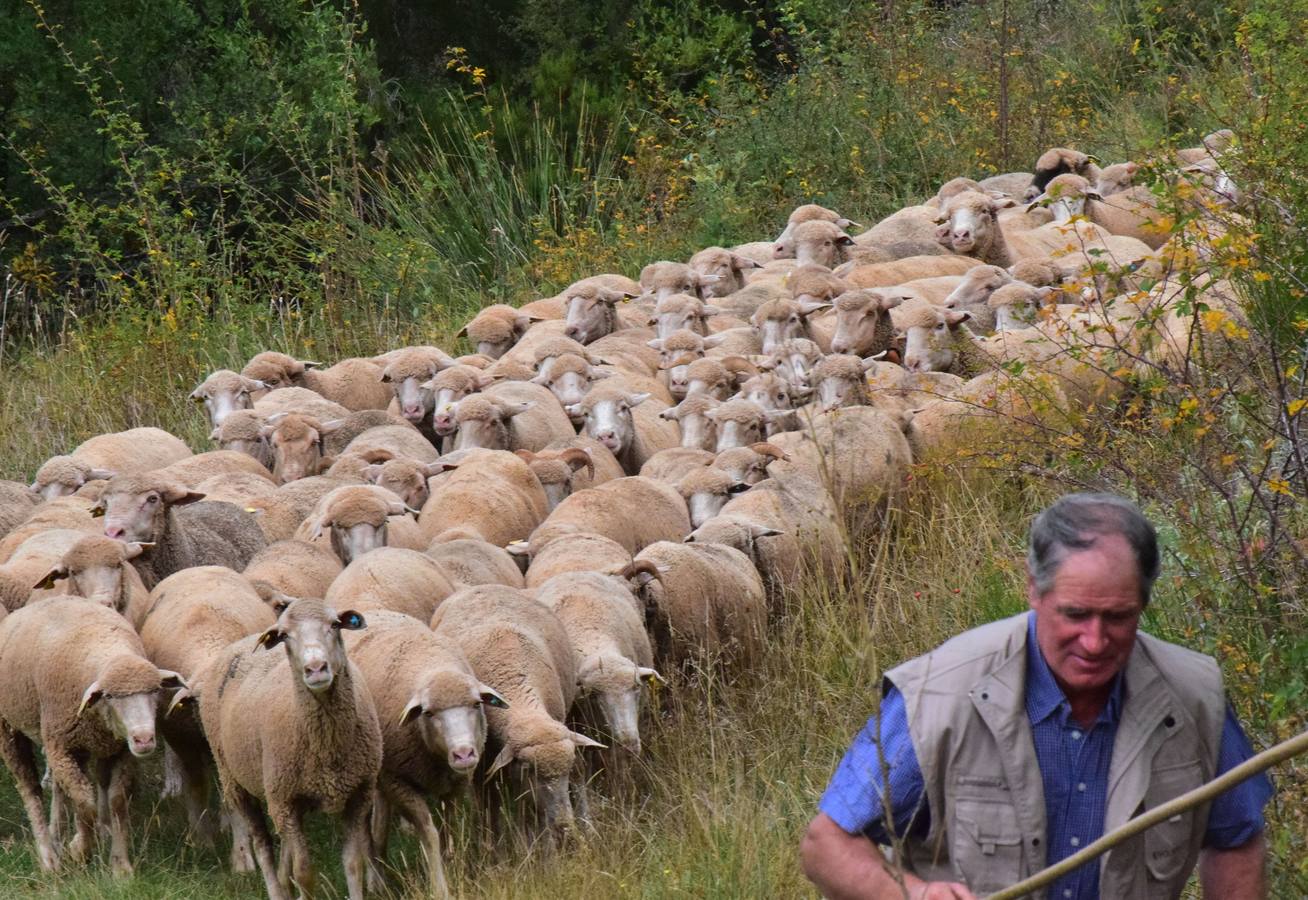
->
0, 129, 1243, 898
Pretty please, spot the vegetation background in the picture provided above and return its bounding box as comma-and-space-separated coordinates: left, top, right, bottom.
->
0, 0, 1305, 896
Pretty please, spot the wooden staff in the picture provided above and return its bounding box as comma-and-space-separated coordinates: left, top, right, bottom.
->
985, 728, 1308, 900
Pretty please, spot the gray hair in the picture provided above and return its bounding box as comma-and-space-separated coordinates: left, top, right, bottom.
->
1027, 493, 1160, 605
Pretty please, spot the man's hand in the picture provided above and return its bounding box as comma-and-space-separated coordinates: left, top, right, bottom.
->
910, 883, 978, 900
1199, 831, 1266, 900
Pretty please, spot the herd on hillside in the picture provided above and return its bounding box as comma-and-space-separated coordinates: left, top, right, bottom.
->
0, 130, 1244, 898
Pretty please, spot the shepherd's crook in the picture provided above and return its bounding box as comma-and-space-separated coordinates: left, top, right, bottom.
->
985, 728, 1308, 900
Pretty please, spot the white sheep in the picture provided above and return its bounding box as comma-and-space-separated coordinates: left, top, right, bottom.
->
688, 246, 763, 298
190, 369, 270, 428
242, 351, 391, 412
33, 427, 193, 500
425, 538, 526, 589
325, 546, 457, 622
244, 539, 343, 602
459, 304, 539, 358
528, 476, 691, 557
569, 381, 680, 476
418, 449, 550, 547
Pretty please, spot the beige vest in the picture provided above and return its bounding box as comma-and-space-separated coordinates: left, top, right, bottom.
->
885, 613, 1225, 898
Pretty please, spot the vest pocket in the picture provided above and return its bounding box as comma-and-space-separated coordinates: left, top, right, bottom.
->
1144, 758, 1204, 883
952, 795, 1025, 892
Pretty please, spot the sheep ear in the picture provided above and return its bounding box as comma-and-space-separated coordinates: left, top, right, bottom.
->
626, 392, 652, 408
727, 482, 751, 494
362, 464, 383, 484
318, 419, 346, 435
258, 425, 277, 440
701, 305, 722, 316
879, 294, 907, 311
164, 488, 206, 506
380, 371, 393, 383
749, 524, 784, 538
569, 731, 606, 750
166, 688, 195, 718
299, 360, 322, 371
647, 339, 665, 350
591, 368, 614, 380
932, 211, 948, 225
399, 697, 424, 726
486, 743, 516, 778
658, 408, 679, 421
836, 234, 855, 247
424, 461, 457, 477
90, 502, 107, 519
456, 324, 470, 338
78, 682, 104, 716
479, 686, 509, 708
944, 310, 972, 327
334, 610, 366, 630
637, 667, 666, 686
256, 626, 286, 650
500, 401, 532, 419
835, 217, 862, 230
209, 427, 222, 441
732, 253, 763, 270
475, 373, 498, 390
123, 541, 153, 560
242, 377, 268, 393
702, 333, 728, 348
1085, 189, 1104, 201
504, 541, 530, 558
158, 670, 188, 691
34, 565, 69, 590
991, 197, 1017, 211
564, 403, 582, 419
796, 297, 832, 316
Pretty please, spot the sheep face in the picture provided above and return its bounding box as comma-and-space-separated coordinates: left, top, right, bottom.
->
936, 192, 1010, 255
32, 457, 116, 501
1096, 162, 1138, 196
772, 205, 855, 258
815, 371, 866, 412
707, 401, 773, 453
461, 306, 533, 358
364, 460, 450, 510
942, 265, 1013, 310
639, 262, 701, 301
661, 399, 718, 451
830, 289, 907, 356
713, 444, 785, 486
487, 720, 602, 833
81, 658, 183, 758
652, 294, 717, 338
574, 392, 650, 456
333, 521, 387, 565
989, 284, 1054, 332
736, 373, 795, 415
685, 518, 782, 565
450, 398, 530, 452
262, 416, 326, 485
241, 352, 316, 395
213, 413, 275, 470
757, 340, 822, 399
577, 655, 660, 754
426, 368, 495, 436
531, 357, 608, 422
399, 672, 504, 773
898, 307, 973, 373
41, 538, 147, 611
1031, 174, 1092, 224
563, 287, 632, 344
190, 370, 266, 428
786, 220, 855, 268
688, 248, 757, 298
385, 368, 440, 424
97, 479, 204, 544
257, 599, 364, 694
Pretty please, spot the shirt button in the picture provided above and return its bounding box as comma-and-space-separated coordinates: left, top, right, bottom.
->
1071, 730, 1082, 740
1077, 782, 1087, 792
1070, 837, 1081, 847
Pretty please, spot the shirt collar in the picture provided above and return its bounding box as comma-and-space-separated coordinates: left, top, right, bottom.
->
1025, 611, 1125, 726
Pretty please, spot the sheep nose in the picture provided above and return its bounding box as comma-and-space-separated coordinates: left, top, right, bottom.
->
450, 747, 478, 770
105, 525, 125, 540
904, 358, 922, 372
955, 230, 971, 241
402, 404, 424, 419
830, 339, 848, 354
129, 733, 156, 756
303, 661, 331, 687
564, 325, 582, 340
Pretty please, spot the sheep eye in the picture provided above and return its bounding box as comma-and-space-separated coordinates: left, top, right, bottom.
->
145, 494, 159, 505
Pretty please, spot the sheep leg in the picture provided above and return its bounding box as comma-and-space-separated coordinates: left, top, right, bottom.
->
48, 779, 65, 847
227, 786, 288, 900
170, 738, 217, 848
385, 778, 449, 899
0, 723, 58, 870
161, 741, 184, 798
340, 787, 373, 900
367, 788, 391, 892
222, 805, 256, 873
270, 799, 315, 900
105, 754, 135, 877
44, 743, 98, 864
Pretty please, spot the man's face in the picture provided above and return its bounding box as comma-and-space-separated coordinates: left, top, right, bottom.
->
1027, 532, 1145, 698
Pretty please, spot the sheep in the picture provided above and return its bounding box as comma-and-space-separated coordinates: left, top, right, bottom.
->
362, 457, 457, 510
773, 204, 860, 257
190, 369, 270, 428
907, 369, 1071, 456
0, 528, 94, 603
94, 473, 268, 589
1029, 147, 1101, 197
711, 279, 789, 321
987, 282, 1060, 331
683, 356, 753, 402
929, 176, 984, 206
853, 204, 941, 250
340, 423, 439, 465
160, 450, 275, 489
980, 171, 1036, 197
810, 354, 885, 412
752, 296, 833, 354
711, 442, 790, 487
528, 476, 691, 557
0, 597, 184, 874
648, 292, 727, 339
242, 351, 391, 412
422, 364, 501, 441
517, 274, 643, 321
0, 571, 26, 617
838, 254, 983, 288
639, 260, 711, 302
939, 263, 1014, 318
448, 382, 576, 454
531, 354, 671, 424
677, 466, 749, 527
0, 480, 41, 540
562, 282, 641, 344
520, 532, 633, 588
196, 598, 379, 900
425, 538, 526, 590
459, 304, 539, 358
253, 386, 353, 423
243, 540, 343, 603
629, 541, 766, 669
1030, 172, 1171, 249
209, 411, 276, 470
514, 448, 595, 512
733, 372, 799, 433
533, 572, 660, 753
341, 610, 505, 895
429, 586, 601, 837
639, 447, 716, 483
706, 398, 783, 452
242, 475, 351, 543
765, 406, 913, 511
569, 381, 679, 476
777, 220, 857, 268
259, 414, 338, 485
321, 546, 456, 624
139, 567, 275, 857
379, 347, 458, 438
657, 395, 718, 452
295, 485, 420, 565
729, 241, 778, 267
0, 496, 100, 562
892, 299, 989, 376
1008, 256, 1065, 287
688, 246, 762, 298
537, 435, 625, 491
32, 534, 152, 625
828, 288, 911, 357
587, 327, 664, 377
1096, 161, 1140, 196
755, 337, 826, 399
33, 426, 194, 500
418, 449, 549, 547
650, 330, 707, 398
934, 190, 1112, 268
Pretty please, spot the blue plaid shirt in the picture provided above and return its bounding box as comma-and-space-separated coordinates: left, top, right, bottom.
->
819, 612, 1273, 899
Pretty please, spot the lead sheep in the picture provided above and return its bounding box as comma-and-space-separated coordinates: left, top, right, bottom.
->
197, 599, 379, 900
0, 597, 184, 874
